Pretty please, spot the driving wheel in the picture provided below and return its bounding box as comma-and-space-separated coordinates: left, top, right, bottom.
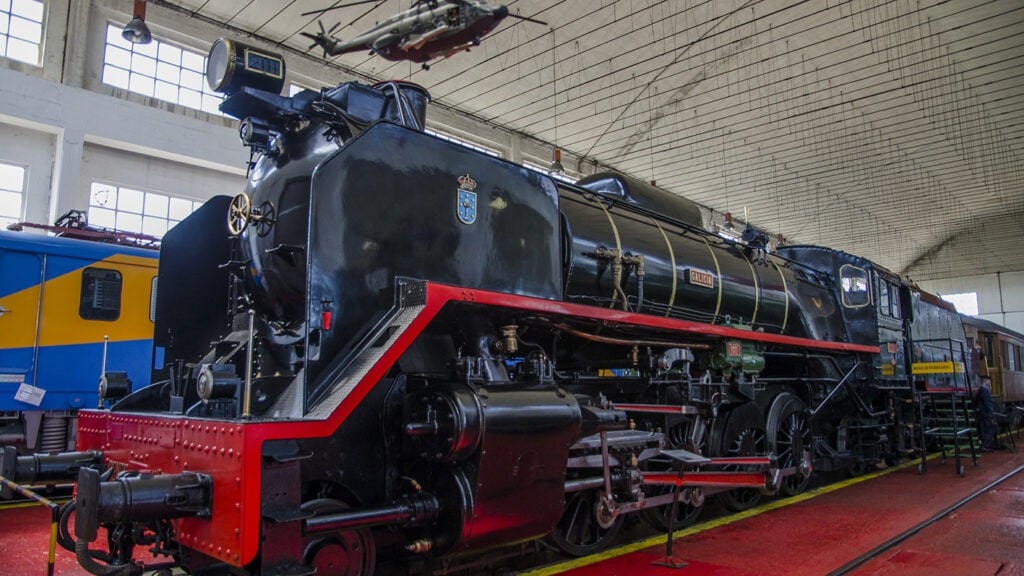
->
715, 402, 767, 512
766, 393, 812, 496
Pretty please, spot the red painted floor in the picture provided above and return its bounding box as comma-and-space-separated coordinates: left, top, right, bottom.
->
530, 447, 1024, 576
2, 448, 1022, 575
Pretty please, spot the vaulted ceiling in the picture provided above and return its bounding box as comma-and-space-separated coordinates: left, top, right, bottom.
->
156, 0, 1024, 282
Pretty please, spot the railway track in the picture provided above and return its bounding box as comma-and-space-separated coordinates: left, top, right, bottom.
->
827, 462, 1024, 575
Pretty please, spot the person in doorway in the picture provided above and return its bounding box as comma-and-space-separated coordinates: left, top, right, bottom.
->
975, 376, 1003, 451
970, 344, 985, 385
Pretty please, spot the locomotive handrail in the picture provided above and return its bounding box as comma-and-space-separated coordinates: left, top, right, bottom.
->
810, 360, 869, 418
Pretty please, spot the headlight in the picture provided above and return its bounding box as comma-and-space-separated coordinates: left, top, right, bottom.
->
206, 38, 286, 96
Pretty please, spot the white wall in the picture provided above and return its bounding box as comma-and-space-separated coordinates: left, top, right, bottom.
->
920, 272, 1024, 334
80, 143, 244, 207
0, 122, 55, 224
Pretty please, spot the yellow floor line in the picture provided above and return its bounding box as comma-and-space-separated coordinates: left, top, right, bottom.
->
518, 453, 945, 576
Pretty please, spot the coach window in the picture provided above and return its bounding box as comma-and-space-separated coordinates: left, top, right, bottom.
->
984, 335, 996, 369
80, 268, 122, 321
840, 265, 870, 308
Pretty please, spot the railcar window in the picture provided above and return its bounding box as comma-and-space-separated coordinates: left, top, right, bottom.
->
1002, 341, 1012, 371
0, 0, 44, 66
1015, 344, 1023, 373
840, 265, 870, 308
985, 335, 996, 368
80, 268, 122, 321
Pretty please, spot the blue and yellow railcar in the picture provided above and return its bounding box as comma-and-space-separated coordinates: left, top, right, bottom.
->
0, 229, 158, 453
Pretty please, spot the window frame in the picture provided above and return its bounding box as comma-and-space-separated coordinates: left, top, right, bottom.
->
839, 264, 871, 309
0, 159, 26, 228
79, 267, 123, 322
100, 23, 224, 116
424, 128, 502, 158
0, 0, 45, 66
88, 181, 202, 239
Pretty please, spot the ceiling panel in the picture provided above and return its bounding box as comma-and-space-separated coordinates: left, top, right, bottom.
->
157, 0, 1024, 282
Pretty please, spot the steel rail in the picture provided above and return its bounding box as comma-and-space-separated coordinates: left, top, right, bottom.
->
827, 462, 1024, 576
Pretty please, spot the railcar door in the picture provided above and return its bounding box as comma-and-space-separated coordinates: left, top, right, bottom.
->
875, 273, 906, 382
0, 245, 45, 408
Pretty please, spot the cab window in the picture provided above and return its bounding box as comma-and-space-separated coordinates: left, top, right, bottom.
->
877, 280, 901, 319
840, 265, 870, 308
80, 267, 122, 321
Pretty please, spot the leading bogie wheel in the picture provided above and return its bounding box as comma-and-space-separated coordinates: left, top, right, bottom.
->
545, 489, 623, 557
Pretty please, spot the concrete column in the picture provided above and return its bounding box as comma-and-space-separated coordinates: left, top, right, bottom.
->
47, 125, 86, 222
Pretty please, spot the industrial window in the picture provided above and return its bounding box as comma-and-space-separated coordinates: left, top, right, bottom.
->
524, 161, 578, 183
80, 268, 122, 321
88, 182, 202, 238
0, 0, 44, 66
101, 23, 223, 115
940, 292, 978, 316
425, 128, 501, 157
839, 264, 870, 308
0, 161, 25, 228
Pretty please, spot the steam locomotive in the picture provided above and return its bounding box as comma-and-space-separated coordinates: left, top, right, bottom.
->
2, 39, 974, 575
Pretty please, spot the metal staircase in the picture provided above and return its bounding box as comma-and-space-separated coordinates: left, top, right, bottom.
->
919, 391, 980, 476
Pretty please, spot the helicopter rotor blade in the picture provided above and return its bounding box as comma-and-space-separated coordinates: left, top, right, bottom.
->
301, 0, 382, 17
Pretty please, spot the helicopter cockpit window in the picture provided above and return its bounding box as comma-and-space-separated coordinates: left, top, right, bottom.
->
840, 264, 870, 308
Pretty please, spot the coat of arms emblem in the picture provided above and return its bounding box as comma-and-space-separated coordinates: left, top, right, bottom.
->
456, 174, 477, 225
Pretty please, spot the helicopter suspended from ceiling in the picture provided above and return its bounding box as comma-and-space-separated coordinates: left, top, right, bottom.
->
301, 0, 546, 69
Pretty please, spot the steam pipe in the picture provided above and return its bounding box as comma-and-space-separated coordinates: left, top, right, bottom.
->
304, 493, 439, 534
